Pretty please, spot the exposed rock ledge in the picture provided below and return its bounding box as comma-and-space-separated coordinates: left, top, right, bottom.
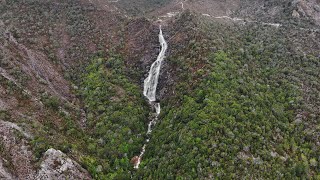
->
36, 148, 91, 180
0, 158, 15, 179
0, 119, 91, 179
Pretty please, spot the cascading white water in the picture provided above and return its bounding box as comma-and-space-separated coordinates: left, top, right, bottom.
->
143, 27, 168, 102
133, 26, 167, 169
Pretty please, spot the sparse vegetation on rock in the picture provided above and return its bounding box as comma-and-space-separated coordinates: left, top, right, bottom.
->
0, 0, 319, 179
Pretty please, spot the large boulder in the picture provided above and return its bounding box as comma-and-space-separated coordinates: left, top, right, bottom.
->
36, 148, 91, 180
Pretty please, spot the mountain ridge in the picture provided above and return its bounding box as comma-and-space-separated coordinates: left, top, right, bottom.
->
0, 0, 319, 179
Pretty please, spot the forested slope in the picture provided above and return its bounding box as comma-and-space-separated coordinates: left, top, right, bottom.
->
0, 0, 319, 179
137, 12, 320, 179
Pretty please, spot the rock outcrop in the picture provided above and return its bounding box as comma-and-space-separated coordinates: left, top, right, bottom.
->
0, 120, 36, 179
0, 119, 91, 179
293, 0, 320, 24
0, 158, 15, 179
36, 148, 91, 180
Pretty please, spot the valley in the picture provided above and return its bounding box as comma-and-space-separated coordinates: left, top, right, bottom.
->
0, 0, 319, 179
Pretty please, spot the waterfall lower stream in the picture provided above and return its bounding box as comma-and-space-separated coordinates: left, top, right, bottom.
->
133, 26, 168, 169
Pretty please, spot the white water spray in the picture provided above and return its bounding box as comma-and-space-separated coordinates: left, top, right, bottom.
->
134, 26, 167, 169
143, 27, 168, 102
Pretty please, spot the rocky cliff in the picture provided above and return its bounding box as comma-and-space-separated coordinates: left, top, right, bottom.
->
0, 0, 319, 179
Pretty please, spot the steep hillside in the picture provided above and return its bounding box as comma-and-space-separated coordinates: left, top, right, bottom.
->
138, 12, 320, 178
0, 0, 149, 178
0, 0, 319, 179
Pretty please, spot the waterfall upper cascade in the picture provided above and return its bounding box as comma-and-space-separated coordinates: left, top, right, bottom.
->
143, 27, 168, 103
134, 26, 168, 169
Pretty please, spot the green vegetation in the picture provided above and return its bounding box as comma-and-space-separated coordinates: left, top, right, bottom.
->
41, 94, 60, 111
133, 16, 319, 178
77, 53, 149, 178
21, 12, 320, 179
140, 51, 312, 178
1, 1, 319, 178
31, 136, 51, 160
28, 52, 150, 179
0, 110, 10, 120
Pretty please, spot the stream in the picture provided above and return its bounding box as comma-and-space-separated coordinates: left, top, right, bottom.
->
133, 26, 168, 169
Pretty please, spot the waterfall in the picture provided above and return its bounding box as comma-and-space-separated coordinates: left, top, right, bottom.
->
143, 27, 168, 102
133, 26, 168, 169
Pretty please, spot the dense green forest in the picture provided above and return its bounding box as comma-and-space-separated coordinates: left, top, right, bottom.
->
33, 14, 319, 179
27, 13, 319, 179
136, 17, 320, 178
78, 53, 150, 179
141, 50, 308, 178
31, 53, 150, 179
1, 0, 319, 178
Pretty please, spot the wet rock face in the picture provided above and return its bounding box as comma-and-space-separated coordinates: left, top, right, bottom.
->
36, 148, 91, 180
124, 18, 159, 74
